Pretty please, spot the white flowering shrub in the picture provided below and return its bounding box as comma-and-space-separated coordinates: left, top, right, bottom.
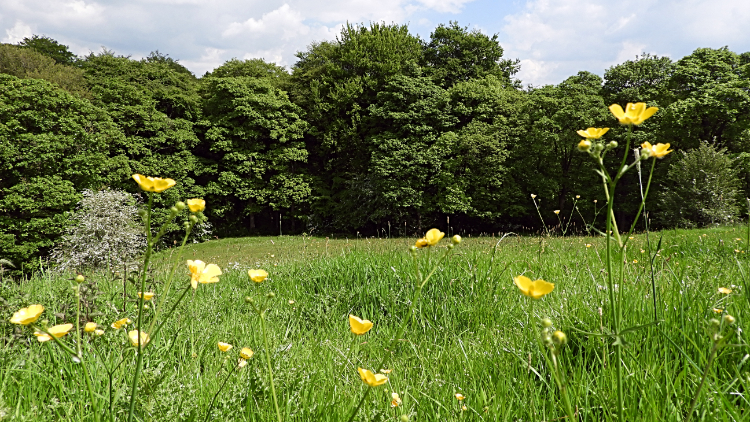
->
51, 189, 146, 270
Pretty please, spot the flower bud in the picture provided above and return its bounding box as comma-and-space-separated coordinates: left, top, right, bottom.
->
541, 318, 553, 328
245, 296, 253, 304
723, 314, 736, 325
552, 330, 567, 346
189, 215, 199, 224
408, 245, 418, 254
577, 139, 592, 152
175, 201, 186, 211
75, 274, 85, 284
447, 244, 454, 250
400, 415, 410, 422
608, 141, 618, 149
451, 235, 462, 245
266, 292, 276, 299
138, 209, 147, 218
640, 148, 651, 160
183, 221, 191, 229
169, 206, 179, 215
710, 318, 721, 328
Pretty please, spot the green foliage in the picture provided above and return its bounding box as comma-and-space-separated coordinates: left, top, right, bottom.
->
658, 142, 741, 227
0, 74, 124, 271
208, 58, 291, 90
0, 43, 90, 98
18, 34, 77, 65
200, 76, 309, 233
422, 21, 519, 88
662, 47, 750, 152
80, 51, 204, 222
51, 189, 146, 271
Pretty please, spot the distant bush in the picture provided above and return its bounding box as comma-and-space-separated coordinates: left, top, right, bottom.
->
51, 189, 145, 271
0, 43, 90, 98
658, 142, 741, 227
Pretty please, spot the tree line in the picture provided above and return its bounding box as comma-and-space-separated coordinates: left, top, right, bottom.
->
1, 24, 749, 270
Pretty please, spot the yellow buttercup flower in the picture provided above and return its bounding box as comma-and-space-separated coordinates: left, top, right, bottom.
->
84, 322, 97, 333
424, 229, 445, 246
128, 330, 150, 347
553, 210, 560, 215
577, 139, 592, 152
576, 127, 610, 139
34, 323, 73, 342
218, 342, 233, 352
131, 174, 176, 193
138, 292, 155, 301
609, 103, 658, 125
248, 269, 268, 283
188, 260, 222, 289
111, 317, 132, 330
415, 238, 429, 248
718, 287, 732, 294
187, 198, 206, 212
513, 275, 554, 299
358, 367, 388, 387
391, 392, 402, 408
455, 393, 465, 401
640, 142, 672, 159
349, 315, 373, 335
10, 304, 44, 325
240, 347, 254, 359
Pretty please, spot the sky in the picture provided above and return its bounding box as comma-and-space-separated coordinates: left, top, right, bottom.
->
1, 0, 749, 86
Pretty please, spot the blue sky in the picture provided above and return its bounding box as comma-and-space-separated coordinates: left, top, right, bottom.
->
2, 0, 749, 86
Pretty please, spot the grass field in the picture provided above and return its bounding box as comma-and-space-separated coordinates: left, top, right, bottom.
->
3, 226, 750, 421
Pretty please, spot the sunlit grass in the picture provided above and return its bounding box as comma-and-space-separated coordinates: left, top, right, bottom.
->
2, 225, 749, 421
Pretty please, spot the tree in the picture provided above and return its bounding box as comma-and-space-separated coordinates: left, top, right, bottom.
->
0, 44, 89, 98
658, 142, 741, 227
602, 53, 674, 107
422, 21, 519, 89
200, 76, 309, 233
208, 58, 291, 90
18, 35, 77, 65
0, 75, 124, 273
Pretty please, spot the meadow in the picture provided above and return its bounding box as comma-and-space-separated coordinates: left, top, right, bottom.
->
3, 226, 750, 421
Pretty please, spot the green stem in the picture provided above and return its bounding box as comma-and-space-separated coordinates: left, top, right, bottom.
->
147, 284, 193, 349
260, 312, 282, 422
204, 362, 237, 422
127, 193, 153, 422
148, 224, 192, 336
684, 344, 718, 422
551, 353, 576, 421
605, 176, 624, 421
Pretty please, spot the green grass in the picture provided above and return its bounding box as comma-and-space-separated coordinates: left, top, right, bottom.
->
3, 226, 750, 421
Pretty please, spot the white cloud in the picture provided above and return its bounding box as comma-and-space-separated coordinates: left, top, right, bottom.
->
180, 47, 226, 76
416, 0, 475, 14
223, 4, 308, 40
2, 21, 33, 43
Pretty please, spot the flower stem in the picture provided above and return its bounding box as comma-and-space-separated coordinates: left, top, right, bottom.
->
685, 343, 718, 422
127, 192, 153, 422
260, 311, 282, 422
204, 362, 237, 422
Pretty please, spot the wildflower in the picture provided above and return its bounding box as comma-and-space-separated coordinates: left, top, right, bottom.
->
349, 314, 374, 335
415, 238, 429, 248
736, 238, 742, 241
531, 194, 537, 199
187, 198, 206, 212
451, 235, 462, 245
94, 329, 105, 336
575, 195, 580, 199
138, 292, 155, 301
713, 308, 723, 314
34, 324, 73, 342
424, 229, 445, 246
358, 368, 388, 387
629, 236, 634, 240
455, 393, 465, 401
238, 359, 248, 368
240, 347, 254, 359
577, 139, 592, 152
84, 322, 97, 333
585, 244, 592, 248
10, 304, 44, 325
594, 200, 598, 203
218, 342, 233, 352
576, 127, 610, 139
609, 103, 658, 125
131, 174, 176, 193
552, 331, 567, 346
640, 142, 672, 159
188, 260, 222, 289
723, 314, 736, 325
553, 210, 560, 215
718, 287, 732, 294
111, 318, 132, 330
462, 405, 467, 411
128, 330, 150, 347
513, 275, 554, 299
391, 392, 402, 407
248, 269, 268, 283
380, 369, 392, 374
